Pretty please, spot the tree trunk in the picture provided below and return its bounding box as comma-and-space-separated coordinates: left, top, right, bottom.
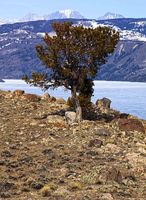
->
71, 86, 82, 123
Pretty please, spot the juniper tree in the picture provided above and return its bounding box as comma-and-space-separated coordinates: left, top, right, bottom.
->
23, 22, 119, 122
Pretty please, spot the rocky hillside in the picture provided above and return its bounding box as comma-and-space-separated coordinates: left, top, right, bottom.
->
0, 90, 146, 199
1, 18, 146, 81
97, 40, 146, 81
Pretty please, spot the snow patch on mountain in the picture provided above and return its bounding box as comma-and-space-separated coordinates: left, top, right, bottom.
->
46, 9, 84, 20
131, 21, 146, 27
98, 12, 124, 20
60, 9, 75, 18
77, 20, 146, 42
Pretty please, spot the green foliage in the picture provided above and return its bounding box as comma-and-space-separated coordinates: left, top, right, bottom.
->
24, 22, 119, 91
67, 78, 93, 107
23, 21, 119, 121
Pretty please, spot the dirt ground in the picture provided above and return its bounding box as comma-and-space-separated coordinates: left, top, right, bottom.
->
0, 90, 146, 200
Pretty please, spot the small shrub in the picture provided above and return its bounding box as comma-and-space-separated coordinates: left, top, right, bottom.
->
68, 181, 83, 191
40, 185, 51, 197
40, 183, 58, 197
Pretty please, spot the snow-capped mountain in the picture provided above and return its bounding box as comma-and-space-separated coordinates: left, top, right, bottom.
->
45, 9, 84, 20
0, 10, 84, 24
98, 12, 124, 20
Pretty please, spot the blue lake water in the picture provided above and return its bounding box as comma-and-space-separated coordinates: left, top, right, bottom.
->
0, 79, 146, 119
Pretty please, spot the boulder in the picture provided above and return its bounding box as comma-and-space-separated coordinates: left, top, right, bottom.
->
13, 90, 25, 96
41, 93, 50, 100
96, 97, 111, 110
95, 128, 111, 136
49, 96, 56, 102
116, 118, 145, 133
56, 98, 66, 104
22, 94, 41, 102
47, 115, 65, 127
65, 111, 76, 125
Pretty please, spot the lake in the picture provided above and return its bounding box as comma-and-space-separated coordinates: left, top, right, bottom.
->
0, 79, 146, 119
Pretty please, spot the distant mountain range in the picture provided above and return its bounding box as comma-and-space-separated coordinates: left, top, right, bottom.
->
0, 9, 84, 25
0, 17, 146, 81
0, 10, 125, 25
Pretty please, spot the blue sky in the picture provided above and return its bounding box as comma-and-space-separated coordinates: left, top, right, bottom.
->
0, 0, 146, 19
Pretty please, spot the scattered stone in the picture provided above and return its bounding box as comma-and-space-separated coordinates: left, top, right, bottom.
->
100, 193, 114, 200
0, 181, 16, 192
1, 150, 13, 157
30, 181, 44, 190
106, 166, 122, 183
0, 90, 146, 200
126, 152, 146, 171
95, 128, 111, 136
47, 115, 65, 126
88, 139, 103, 148
104, 143, 121, 154
42, 149, 56, 159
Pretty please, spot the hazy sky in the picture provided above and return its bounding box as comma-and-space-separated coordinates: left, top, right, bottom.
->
0, 0, 146, 19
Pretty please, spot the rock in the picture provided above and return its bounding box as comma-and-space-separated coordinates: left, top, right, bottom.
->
106, 166, 122, 183
100, 193, 114, 200
47, 115, 65, 125
65, 111, 76, 125
30, 181, 44, 190
22, 93, 41, 102
116, 118, 145, 133
42, 149, 56, 159
104, 143, 121, 154
51, 96, 57, 102
41, 93, 50, 100
126, 152, 146, 171
0, 181, 16, 192
95, 128, 111, 136
96, 97, 111, 110
13, 89, 25, 96
88, 139, 103, 148
1, 150, 13, 157
56, 98, 66, 104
